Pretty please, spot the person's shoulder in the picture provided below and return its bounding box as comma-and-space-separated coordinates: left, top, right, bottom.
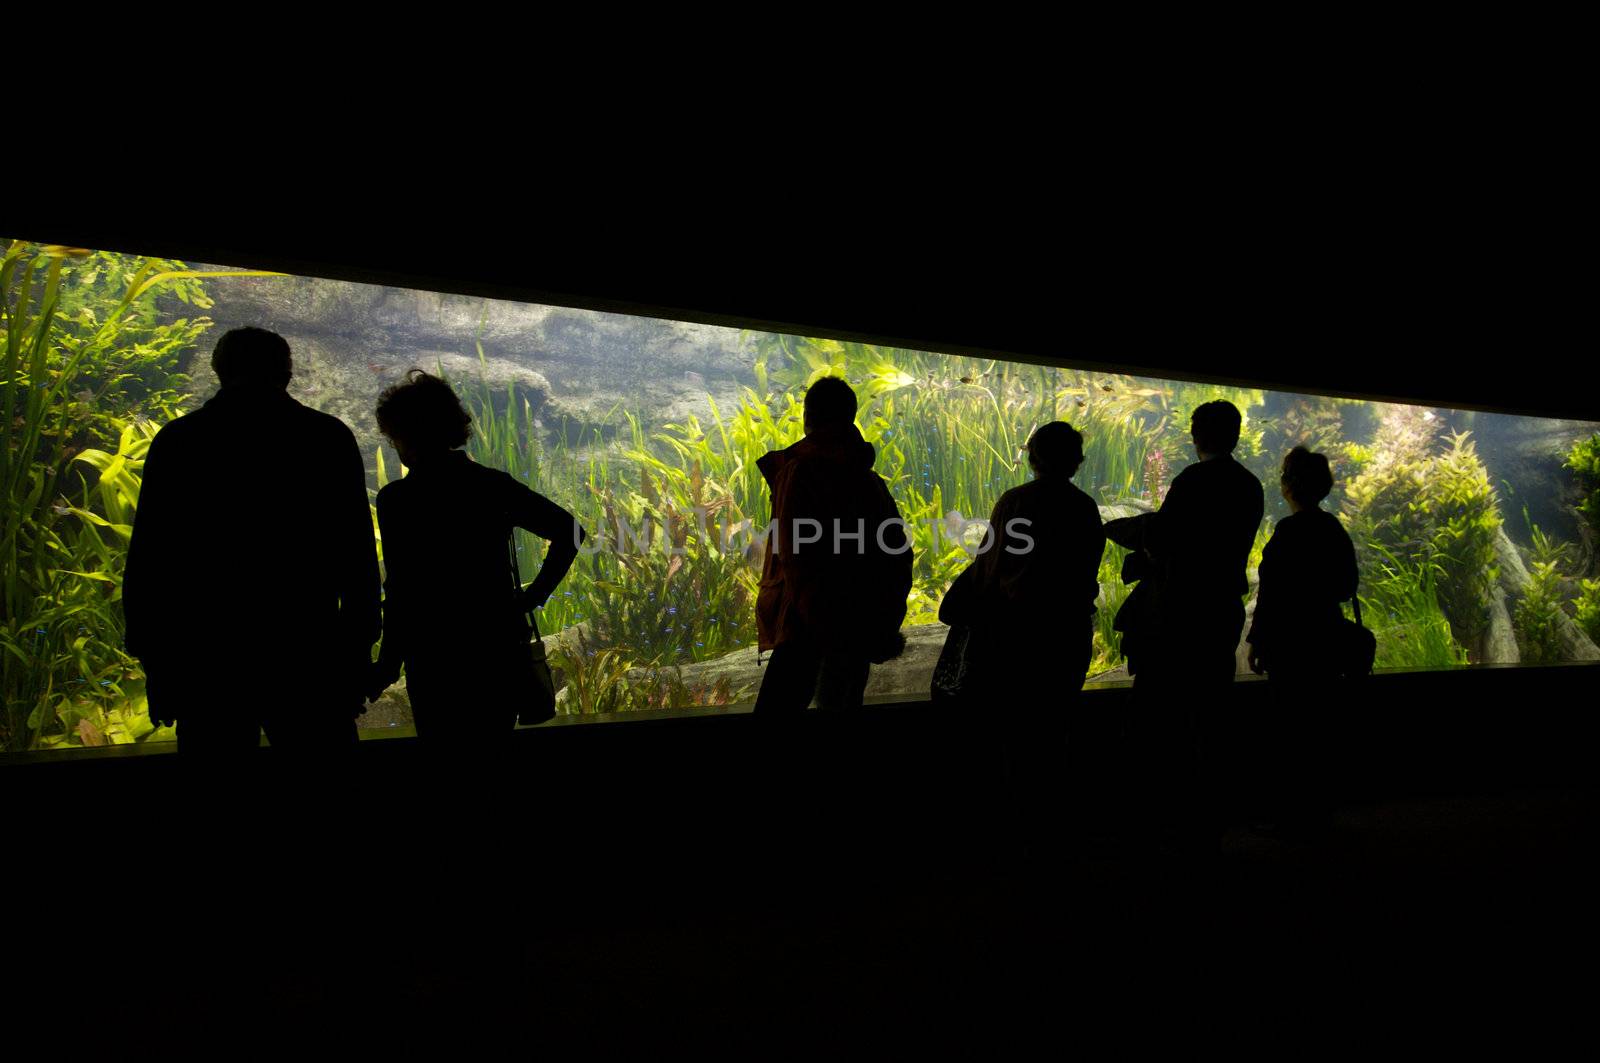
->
465, 456, 521, 490
1316, 507, 1353, 538
996, 481, 1032, 507
293, 401, 360, 445
152, 406, 203, 440
1063, 479, 1100, 511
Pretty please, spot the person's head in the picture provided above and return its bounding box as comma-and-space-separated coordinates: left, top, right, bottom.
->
211, 327, 292, 390
1190, 400, 1242, 457
1280, 445, 1334, 510
803, 375, 857, 434
1027, 421, 1085, 479
375, 370, 473, 464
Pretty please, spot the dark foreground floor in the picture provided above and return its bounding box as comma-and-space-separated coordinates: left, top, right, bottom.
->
8, 672, 1595, 1052
15, 782, 1591, 1053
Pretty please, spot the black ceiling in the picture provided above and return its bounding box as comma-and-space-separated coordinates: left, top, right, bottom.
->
16, 217, 1595, 423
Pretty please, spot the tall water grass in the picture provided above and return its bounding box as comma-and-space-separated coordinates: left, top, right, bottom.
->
1359, 545, 1470, 671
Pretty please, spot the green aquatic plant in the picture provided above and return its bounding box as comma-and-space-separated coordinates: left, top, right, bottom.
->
1574, 578, 1600, 647
1091, 541, 1132, 674
1345, 427, 1502, 651
550, 637, 639, 714
1359, 546, 1470, 671
550, 638, 753, 715
1515, 559, 1567, 665
1565, 433, 1600, 540
1514, 512, 1575, 665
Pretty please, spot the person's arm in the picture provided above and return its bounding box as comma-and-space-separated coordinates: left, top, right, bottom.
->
503, 474, 587, 610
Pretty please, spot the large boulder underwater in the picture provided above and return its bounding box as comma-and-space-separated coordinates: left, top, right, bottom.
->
178, 271, 760, 485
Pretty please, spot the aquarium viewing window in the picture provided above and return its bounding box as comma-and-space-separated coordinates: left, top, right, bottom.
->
4, 238, 1598, 753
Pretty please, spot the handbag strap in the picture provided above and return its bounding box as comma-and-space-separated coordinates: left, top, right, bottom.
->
508, 532, 543, 644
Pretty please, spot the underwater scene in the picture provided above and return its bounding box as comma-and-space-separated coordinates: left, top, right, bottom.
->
4, 238, 1599, 752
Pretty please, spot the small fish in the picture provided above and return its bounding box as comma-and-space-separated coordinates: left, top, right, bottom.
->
683, 371, 705, 388
1099, 383, 1116, 392
366, 362, 385, 374
51, 502, 72, 516
74, 390, 94, 404
1076, 398, 1087, 408
959, 375, 981, 385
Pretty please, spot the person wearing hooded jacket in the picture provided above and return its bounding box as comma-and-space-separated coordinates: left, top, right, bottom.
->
753, 376, 912, 712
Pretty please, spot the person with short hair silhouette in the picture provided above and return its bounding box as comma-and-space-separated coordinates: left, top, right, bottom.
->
1105, 399, 1264, 853
948, 422, 1104, 703
367, 371, 585, 741
753, 376, 912, 712
1136, 399, 1265, 685
1245, 446, 1357, 835
940, 421, 1105, 843
124, 327, 381, 752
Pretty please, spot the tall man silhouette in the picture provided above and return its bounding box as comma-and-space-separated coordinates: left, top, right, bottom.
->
1107, 399, 1263, 851
124, 327, 380, 752
1139, 399, 1265, 687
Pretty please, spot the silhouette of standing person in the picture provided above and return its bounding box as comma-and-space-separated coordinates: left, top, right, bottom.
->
1245, 446, 1357, 835
367, 371, 585, 741
942, 422, 1105, 843
1138, 400, 1265, 686
124, 327, 380, 753
753, 377, 912, 713
1106, 399, 1263, 853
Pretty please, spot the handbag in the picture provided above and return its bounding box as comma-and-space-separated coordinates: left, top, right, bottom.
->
508, 533, 558, 726
1338, 597, 1377, 680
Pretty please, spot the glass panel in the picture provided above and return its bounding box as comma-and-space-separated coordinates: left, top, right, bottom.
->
3, 239, 1596, 753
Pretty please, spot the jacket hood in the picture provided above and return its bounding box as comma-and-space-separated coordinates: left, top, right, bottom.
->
757, 423, 877, 487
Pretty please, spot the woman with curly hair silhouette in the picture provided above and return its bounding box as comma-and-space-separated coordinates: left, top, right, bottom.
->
368, 371, 586, 740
